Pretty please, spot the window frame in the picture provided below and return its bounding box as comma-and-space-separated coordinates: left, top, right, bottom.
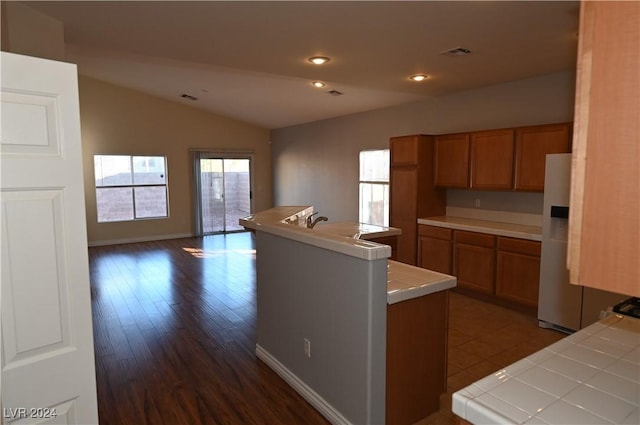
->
358, 149, 390, 226
94, 154, 169, 223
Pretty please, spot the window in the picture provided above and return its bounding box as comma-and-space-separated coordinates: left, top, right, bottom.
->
359, 149, 390, 226
94, 155, 168, 222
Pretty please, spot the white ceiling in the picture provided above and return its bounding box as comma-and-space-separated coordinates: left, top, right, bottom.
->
25, 1, 581, 130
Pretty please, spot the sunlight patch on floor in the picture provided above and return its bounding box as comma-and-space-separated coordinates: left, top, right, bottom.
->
182, 246, 256, 258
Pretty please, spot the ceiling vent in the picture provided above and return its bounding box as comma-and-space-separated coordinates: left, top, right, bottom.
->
440, 47, 472, 57
180, 93, 198, 101
327, 90, 343, 96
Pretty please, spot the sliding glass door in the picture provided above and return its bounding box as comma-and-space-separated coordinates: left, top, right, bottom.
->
195, 155, 252, 235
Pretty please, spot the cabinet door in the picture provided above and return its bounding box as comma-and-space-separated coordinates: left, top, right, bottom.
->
514, 123, 571, 191
569, 1, 639, 296
454, 231, 496, 294
470, 129, 514, 190
390, 136, 419, 166
455, 244, 495, 294
418, 225, 452, 274
434, 134, 470, 188
496, 238, 541, 307
390, 167, 418, 265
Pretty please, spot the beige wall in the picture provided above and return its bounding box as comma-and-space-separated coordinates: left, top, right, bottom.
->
1, 1, 65, 61
79, 76, 271, 245
270, 71, 576, 222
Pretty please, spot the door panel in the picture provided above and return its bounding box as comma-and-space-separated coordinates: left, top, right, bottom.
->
1, 52, 98, 424
198, 157, 251, 234
200, 158, 225, 233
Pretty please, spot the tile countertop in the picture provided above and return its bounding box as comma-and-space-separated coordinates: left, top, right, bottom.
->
239, 205, 314, 229
314, 221, 402, 239
418, 216, 542, 242
452, 313, 640, 424
387, 260, 456, 304
241, 208, 455, 301
239, 207, 393, 261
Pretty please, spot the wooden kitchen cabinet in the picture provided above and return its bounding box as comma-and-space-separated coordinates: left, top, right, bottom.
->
514, 123, 571, 191
434, 133, 470, 188
390, 135, 446, 265
568, 1, 639, 297
387, 290, 448, 425
390, 136, 419, 166
454, 231, 496, 294
470, 129, 514, 190
496, 237, 541, 307
418, 225, 453, 274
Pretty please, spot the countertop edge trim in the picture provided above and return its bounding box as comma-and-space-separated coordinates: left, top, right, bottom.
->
418, 218, 542, 242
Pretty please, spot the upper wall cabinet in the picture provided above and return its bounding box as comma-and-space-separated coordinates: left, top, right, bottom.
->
434, 133, 470, 188
514, 123, 572, 191
434, 123, 572, 192
390, 135, 420, 166
568, 1, 639, 297
470, 129, 514, 190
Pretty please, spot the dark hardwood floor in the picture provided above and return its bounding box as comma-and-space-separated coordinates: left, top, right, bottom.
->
90, 232, 564, 425
89, 233, 329, 425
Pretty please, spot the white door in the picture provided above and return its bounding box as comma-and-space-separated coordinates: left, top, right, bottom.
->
1, 52, 99, 424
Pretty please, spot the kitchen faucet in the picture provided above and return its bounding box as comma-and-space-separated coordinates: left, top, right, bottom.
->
306, 212, 328, 228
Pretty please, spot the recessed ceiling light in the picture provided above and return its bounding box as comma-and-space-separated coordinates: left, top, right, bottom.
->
308, 56, 330, 65
409, 74, 430, 82
311, 81, 326, 88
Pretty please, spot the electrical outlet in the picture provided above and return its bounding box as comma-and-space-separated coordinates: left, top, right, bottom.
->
303, 338, 311, 358
475, 199, 481, 208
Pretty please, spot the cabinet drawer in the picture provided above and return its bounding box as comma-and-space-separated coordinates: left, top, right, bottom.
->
455, 231, 495, 248
418, 225, 452, 240
498, 237, 541, 256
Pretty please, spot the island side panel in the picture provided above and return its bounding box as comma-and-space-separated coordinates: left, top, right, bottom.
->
386, 290, 449, 425
255, 231, 387, 425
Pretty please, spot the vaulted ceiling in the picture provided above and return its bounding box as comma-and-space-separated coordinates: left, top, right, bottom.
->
25, 1, 581, 129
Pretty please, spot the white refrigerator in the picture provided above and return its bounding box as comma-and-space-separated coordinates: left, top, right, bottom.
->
537, 154, 625, 332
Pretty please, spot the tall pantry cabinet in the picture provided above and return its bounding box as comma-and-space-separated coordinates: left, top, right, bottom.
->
569, 1, 639, 297
390, 135, 446, 265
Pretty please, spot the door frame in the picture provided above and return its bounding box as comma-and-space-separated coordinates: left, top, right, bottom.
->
192, 150, 254, 236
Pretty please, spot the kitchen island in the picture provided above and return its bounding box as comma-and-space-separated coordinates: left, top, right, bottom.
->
241, 207, 456, 425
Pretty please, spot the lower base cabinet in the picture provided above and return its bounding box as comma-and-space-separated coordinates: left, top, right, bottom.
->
418, 225, 453, 274
454, 231, 496, 294
496, 237, 541, 307
387, 290, 448, 425
418, 225, 541, 311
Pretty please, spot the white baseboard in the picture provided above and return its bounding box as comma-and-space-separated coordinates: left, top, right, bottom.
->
255, 344, 353, 425
88, 232, 194, 247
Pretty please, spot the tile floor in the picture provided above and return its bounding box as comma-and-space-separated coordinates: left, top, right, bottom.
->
420, 291, 566, 424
